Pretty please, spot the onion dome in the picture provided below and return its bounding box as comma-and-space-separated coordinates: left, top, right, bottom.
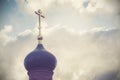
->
24, 9, 57, 80
24, 44, 57, 71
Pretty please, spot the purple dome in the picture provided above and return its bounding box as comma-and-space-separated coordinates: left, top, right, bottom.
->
24, 44, 57, 71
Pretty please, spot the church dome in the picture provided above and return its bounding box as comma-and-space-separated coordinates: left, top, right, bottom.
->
24, 44, 57, 71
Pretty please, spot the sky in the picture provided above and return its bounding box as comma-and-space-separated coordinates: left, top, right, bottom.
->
0, 0, 120, 80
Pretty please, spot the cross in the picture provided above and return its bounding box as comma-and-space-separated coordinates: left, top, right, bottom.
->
35, 9, 45, 44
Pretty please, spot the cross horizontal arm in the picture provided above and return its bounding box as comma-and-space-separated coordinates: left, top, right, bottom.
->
41, 15, 45, 18
35, 11, 40, 15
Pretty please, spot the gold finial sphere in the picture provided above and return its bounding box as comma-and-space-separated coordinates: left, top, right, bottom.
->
38, 9, 42, 14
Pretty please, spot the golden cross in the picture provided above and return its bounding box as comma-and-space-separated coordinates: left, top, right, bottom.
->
35, 9, 45, 44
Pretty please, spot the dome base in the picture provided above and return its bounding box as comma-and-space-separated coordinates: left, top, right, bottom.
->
28, 70, 54, 80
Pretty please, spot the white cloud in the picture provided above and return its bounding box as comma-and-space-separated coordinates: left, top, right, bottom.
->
16, 0, 120, 14
18, 29, 32, 36
0, 25, 13, 33
0, 0, 120, 80
0, 25, 13, 45
45, 25, 120, 80
0, 24, 120, 80
15, 0, 119, 31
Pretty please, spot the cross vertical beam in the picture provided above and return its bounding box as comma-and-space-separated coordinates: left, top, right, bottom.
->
35, 9, 45, 44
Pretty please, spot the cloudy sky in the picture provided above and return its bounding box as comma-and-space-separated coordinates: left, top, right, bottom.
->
0, 0, 120, 80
